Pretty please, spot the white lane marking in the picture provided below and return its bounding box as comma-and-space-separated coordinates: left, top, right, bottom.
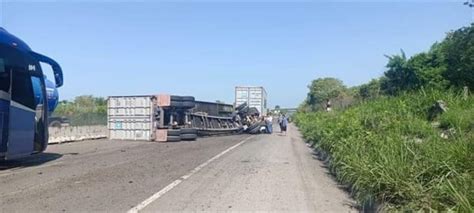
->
127, 136, 255, 213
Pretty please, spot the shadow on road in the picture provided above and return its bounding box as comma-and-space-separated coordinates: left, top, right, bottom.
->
0, 153, 63, 170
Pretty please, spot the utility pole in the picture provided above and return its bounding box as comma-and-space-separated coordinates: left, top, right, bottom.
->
465, 0, 474, 23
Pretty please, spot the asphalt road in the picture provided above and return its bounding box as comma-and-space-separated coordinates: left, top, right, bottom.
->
0, 125, 356, 212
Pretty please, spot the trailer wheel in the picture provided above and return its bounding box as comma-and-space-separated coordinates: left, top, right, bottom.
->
170, 96, 195, 102
170, 101, 195, 109
180, 101, 195, 108
180, 128, 197, 135
167, 129, 181, 136
49, 121, 62, 128
248, 107, 259, 115
180, 134, 197, 141
167, 136, 181, 142
246, 123, 260, 133
235, 103, 247, 111
249, 127, 261, 134
180, 96, 195, 102
170, 95, 182, 101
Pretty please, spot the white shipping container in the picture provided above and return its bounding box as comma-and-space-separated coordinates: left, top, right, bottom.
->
235, 86, 267, 115
107, 96, 155, 141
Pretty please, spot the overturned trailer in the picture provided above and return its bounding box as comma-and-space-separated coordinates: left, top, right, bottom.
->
192, 101, 234, 117
108, 95, 246, 142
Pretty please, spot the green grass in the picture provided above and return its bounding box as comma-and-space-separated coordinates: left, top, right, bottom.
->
295, 90, 473, 211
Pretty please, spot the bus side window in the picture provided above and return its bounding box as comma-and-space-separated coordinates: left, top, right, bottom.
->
11, 69, 35, 110
0, 58, 8, 93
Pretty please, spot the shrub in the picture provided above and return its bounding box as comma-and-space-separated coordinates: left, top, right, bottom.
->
295, 90, 473, 211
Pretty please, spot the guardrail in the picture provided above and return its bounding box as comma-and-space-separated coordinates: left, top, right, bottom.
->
48, 125, 107, 144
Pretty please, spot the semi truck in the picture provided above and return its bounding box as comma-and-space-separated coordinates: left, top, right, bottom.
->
108, 94, 267, 142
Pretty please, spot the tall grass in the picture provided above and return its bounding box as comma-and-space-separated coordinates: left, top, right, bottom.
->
295, 90, 473, 211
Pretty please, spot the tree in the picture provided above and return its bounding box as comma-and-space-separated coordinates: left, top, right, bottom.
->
464, 0, 474, 7
53, 95, 108, 126
380, 24, 474, 95
297, 101, 311, 113
380, 50, 420, 95
275, 105, 281, 110
306, 77, 347, 110
381, 25, 474, 94
406, 46, 449, 90
441, 24, 474, 89
358, 78, 381, 100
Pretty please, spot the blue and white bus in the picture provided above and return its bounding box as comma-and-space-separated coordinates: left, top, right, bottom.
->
0, 28, 63, 160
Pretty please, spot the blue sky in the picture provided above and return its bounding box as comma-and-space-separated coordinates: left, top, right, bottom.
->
1, 1, 472, 108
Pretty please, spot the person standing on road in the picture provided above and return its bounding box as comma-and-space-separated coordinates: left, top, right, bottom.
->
278, 114, 283, 133
280, 114, 288, 136
265, 114, 273, 134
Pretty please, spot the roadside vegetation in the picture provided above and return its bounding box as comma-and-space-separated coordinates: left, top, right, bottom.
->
295, 24, 473, 211
53, 95, 107, 126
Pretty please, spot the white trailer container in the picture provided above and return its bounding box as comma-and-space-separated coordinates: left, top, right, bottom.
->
235, 86, 267, 115
107, 96, 154, 141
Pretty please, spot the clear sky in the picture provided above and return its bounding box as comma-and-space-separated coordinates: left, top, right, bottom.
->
1, 1, 472, 108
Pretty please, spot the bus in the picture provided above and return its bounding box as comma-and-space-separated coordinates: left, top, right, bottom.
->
0, 28, 64, 160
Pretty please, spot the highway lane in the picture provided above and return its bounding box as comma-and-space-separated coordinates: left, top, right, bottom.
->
141, 125, 356, 212
0, 126, 355, 212
0, 135, 249, 212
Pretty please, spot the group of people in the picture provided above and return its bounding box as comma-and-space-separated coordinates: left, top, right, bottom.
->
262, 113, 289, 135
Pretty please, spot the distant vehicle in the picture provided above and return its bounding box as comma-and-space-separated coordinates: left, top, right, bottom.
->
48, 116, 70, 128
0, 28, 64, 160
38, 76, 59, 114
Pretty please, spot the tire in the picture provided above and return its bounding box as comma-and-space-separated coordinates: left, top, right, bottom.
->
180, 128, 197, 135
49, 121, 62, 128
170, 101, 195, 109
167, 129, 181, 136
248, 107, 259, 115
170, 96, 195, 102
181, 101, 195, 108
180, 134, 197, 141
170, 95, 182, 101
235, 103, 247, 111
246, 123, 260, 133
240, 107, 249, 114
167, 136, 181, 142
180, 96, 195, 102
249, 127, 261, 134
170, 101, 180, 107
